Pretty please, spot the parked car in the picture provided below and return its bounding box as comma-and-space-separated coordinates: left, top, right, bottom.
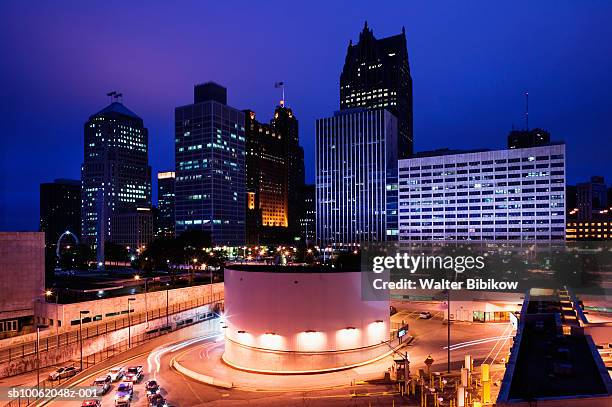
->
148, 394, 169, 407
145, 380, 161, 398
108, 366, 126, 381
81, 401, 101, 407
48, 366, 79, 380
418, 311, 433, 319
92, 375, 112, 395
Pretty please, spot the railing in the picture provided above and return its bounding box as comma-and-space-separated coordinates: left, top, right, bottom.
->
0, 292, 224, 364
2, 310, 220, 407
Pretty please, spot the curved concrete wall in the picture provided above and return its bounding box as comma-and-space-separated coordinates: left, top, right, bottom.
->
223, 267, 390, 372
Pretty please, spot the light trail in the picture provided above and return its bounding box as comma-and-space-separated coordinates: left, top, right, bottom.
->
147, 332, 222, 378
443, 334, 514, 351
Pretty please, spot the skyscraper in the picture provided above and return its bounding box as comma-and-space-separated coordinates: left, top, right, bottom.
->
273, 104, 305, 240
157, 171, 176, 238
316, 108, 398, 247
175, 82, 246, 246
244, 104, 305, 244
81, 100, 151, 256
39, 179, 81, 247
340, 22, 413, 157
244, 110, 288, 244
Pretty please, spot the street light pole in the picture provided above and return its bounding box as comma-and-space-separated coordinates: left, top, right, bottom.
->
166, 283, 170, 327
79, 310, 89, 371
127, 298, 136, 348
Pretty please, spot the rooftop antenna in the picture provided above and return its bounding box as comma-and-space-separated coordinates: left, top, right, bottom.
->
525, 91, 529, 131
106, 91, 117, 102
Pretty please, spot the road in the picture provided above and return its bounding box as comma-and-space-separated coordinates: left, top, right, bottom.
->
25, 302, 513, 406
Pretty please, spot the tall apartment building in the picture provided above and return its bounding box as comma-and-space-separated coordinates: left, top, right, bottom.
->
397, 144, 566, 241
316, 108, 398, 247
156, 171, 175, 238
175, 82, 246, 246
81, 100, 151, 259
39, 179, 81, 247
340, 22, 413, 157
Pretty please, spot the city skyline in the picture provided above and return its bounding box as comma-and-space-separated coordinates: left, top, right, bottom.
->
2, 2, 612, 231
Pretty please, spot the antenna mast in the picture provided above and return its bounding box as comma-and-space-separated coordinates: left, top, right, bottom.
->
525, 91, 529, 131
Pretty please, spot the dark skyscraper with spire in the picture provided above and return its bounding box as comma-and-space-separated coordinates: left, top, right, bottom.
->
340, 22, 413, 157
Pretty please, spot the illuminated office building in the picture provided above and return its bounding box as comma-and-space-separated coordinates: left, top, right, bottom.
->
316, 108, 398, 247
244, 105, 305, 244
81, 100, 151, 252
397, 144, 566, 241
175, 82, 246, 246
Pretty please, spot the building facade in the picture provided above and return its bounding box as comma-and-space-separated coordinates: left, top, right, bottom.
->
340, 22, 413, 157
244, 109, 288, 244
244, 105, 305, 244
0, 232, 45, 339
156, 171, 175, 238
397, 144, 566, 241
39, 179, 81, 247
316, 108, 398, 247
110, 206, 154, 250
299, 184, 315, 245
274, 105, 305, 240
175, 82, 246, 246
567, 176, 612, 241
81, 101, 151, 254
576, 176, 608, 221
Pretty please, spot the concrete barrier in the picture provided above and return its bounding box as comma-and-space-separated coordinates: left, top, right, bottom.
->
171, 356, 233, 389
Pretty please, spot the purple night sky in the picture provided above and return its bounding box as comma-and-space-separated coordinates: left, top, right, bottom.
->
1, 1, 611, 231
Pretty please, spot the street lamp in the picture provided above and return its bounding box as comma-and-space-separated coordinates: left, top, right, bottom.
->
165, 283, 170, 327
45, 289, 60, 347
79, 310, 90, 371
36, 323, 49, 388
127, 298, 136, 348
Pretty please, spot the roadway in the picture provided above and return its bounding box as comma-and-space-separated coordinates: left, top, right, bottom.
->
37, 302, 513, 406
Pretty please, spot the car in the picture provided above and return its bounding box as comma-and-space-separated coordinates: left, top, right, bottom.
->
145, 379, 161, 398
81, 401, 102, 407
92, 375, 112, 395
418, 311, 433, 319
126, 366, 144, 381
115, 381, 133, 403
148, 394, 168, 407
48, 366, 80, 380
108, 366, 126, 381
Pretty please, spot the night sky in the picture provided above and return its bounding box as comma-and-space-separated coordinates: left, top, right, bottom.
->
1, 1, 611, 231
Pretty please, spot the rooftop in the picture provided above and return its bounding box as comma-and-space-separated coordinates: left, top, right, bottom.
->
499, 288, 612, 403
90, 101, 141, 120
